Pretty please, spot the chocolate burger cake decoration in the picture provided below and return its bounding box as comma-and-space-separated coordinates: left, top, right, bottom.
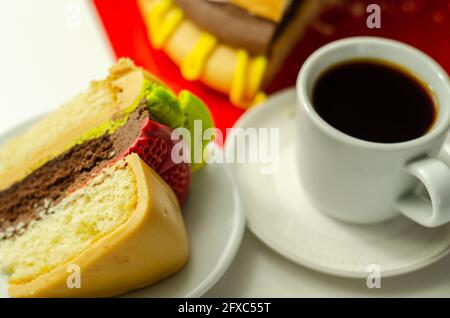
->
0, 59, 214, 297
138, 0, 324, 108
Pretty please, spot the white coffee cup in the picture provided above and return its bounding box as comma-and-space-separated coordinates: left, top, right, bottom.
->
296, 37, 450, 227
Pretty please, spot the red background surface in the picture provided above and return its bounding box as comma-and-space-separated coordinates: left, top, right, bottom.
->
93, 0, 450, 139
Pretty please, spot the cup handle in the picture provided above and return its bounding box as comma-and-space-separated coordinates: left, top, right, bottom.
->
396, 157, 450, 227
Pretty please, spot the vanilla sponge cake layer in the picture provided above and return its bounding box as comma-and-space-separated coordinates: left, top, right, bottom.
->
0, 158, 137, 284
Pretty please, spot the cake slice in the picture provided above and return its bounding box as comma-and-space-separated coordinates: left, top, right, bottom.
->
0, 60, 214, 297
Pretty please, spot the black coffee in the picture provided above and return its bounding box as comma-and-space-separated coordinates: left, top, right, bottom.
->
312, 59, 436, 143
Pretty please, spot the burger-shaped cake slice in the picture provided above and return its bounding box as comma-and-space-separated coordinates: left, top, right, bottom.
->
0, 59, 214, 297
138, 0, 325, 107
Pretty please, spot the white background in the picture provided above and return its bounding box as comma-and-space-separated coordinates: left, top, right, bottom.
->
0, 0, 113, 135
2, 0, 450, 297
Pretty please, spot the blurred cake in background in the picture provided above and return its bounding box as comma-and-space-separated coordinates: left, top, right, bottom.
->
138, 0, 325, 108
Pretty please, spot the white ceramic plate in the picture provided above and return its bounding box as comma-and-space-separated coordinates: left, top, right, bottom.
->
0, 117, 245, 298
226, 88, 450, 278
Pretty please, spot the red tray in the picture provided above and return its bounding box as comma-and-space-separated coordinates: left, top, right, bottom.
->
93, 0, 450, 140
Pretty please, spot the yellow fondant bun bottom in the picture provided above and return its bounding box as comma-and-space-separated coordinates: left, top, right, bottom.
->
7, 154, 189, 298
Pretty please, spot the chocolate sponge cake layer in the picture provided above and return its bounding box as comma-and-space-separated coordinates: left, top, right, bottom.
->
0, 103, 150, 239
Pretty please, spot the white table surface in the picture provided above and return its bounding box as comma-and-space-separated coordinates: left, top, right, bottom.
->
2, 0, 450, 298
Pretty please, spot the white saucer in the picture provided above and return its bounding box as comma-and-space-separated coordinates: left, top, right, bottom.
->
226, 88, 450, 278
0, 117, 245, 298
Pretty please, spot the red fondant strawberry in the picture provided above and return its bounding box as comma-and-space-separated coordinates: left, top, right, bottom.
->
124, 118, 191, 205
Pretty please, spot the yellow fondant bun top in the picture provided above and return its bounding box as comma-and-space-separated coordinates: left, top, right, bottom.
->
229, 0, 290, 22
